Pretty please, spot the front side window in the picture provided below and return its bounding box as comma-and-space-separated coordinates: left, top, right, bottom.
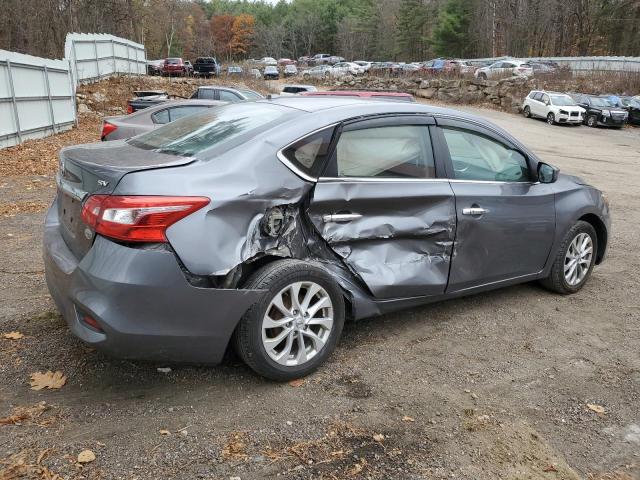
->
197, 89, 216, 100
442, 127, 530, 182
335, 125, 435, 178
219, 90, 242, 102
281, 127, 336, 178
533, 92, 544, 101
542, 94, 550, 104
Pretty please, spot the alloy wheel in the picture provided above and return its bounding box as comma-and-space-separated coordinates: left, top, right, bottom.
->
261, 281, 334, 366
547, 113, 555, 124
564, 233, 593, 286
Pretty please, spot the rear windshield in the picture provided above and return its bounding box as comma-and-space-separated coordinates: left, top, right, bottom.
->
239, 89, 264, 100
128, 103, 298, 157
166, 58, 181, 64
196, 58, 215, 64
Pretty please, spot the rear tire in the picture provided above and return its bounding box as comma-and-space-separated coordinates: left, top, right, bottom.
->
233, 260, 345, 381
523, 106, 532, 118
540, 221, 597, 294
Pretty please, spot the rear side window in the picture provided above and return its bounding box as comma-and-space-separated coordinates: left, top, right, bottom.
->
336, 125, 435, 178
152, 109, 170, 124
168, 106, 210, 121
441, 127, 529, 182
281, 127, 336, 178
197, 89, 216, 100
533, 92, 544, 101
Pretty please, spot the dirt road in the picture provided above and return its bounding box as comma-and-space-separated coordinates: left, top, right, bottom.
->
1, 102, 638, 479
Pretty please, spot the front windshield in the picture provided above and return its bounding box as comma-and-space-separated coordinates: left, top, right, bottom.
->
128, 103, 298, 157
590, 97, 614, 107
550, 95, 576, 106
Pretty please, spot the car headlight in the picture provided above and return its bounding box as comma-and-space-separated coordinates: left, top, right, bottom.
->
559, 109, 568, 115
602, 110, 611, 116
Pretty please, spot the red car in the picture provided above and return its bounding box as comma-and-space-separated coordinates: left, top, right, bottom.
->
162, 58, 186, 76
278, 58, 296, 66
300, 90, 415, 102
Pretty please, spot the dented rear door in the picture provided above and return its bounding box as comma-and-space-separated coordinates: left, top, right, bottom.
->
307, 116, 456, 299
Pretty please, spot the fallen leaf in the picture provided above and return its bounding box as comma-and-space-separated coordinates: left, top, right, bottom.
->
288, 379, 305, 387
29, 371, 67, 390
159, 429, 171, 435
0, 402, 48, 426
543, 464, 558, 472
587, 403, 606, 414
3, 331, 24, 340
77, 449, 95, 463
402, 415, 415, 422
348, 460, 365, 476
372, 433, 385, 442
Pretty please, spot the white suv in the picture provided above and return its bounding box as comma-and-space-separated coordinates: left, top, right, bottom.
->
523, 91, 585, 125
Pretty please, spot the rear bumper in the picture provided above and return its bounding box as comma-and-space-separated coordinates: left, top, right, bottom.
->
43, 201, 263, 364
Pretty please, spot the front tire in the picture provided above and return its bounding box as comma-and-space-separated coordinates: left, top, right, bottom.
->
587, 115, 598, 127
234, 260, 345, 381
547, 112, 556, 125
540, 221, 597, 294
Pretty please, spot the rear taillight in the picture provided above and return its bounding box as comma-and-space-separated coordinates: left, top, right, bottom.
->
127, 102, 134, 114
101, 122, 117, 140
81, 195, 210, 243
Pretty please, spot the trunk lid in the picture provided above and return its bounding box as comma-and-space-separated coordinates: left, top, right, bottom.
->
56, 140, 194, 259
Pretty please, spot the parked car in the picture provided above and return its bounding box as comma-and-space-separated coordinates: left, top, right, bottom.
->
193, 57, 221, 77
302, 65, 333, 79
227, 65, 243, 76
328, 56, 345, 65
300, 90, 415, 102
309, 53, 331, 65
619, 96, 640, 125
146, 60, 164, 76
331, 62, 363, 76
522, 91, 585, 125
45, 98, 610, 381
190, 86, 264, 102
183, 60, 194, 76
570, 94, 628, 128
280, 84, 318, 96
259, 57, 278, 66
249, 68, 262, 79
449, 59, 474, 74
528, 61, 558, 76
284, 64, 298, 77
297, 56, 311, 64
162, 58, 187, 76
398, 63, 421, 74
263, 65, 280, 80
474, 59, 533, 79
126, 90, 169, 114
369, 62, 400, 76
353, 61, 372, 72
278, 58, 296, 66
421, 59, 457, 75
101, 100, 224, 141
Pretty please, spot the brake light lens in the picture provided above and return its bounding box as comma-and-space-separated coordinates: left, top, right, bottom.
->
126, 102, 134, 114
101, 122, 118, 140
81, 195, 210, 243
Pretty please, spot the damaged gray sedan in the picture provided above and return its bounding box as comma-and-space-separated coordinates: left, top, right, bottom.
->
44, 98, 610, 380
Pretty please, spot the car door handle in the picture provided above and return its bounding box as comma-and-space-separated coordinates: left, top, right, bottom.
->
322, 213, 362, 223
462, 207, 488, 216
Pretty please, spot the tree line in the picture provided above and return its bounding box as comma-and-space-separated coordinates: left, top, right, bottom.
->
1, 0, 639, 63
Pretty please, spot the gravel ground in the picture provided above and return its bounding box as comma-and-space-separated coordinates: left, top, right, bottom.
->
0, 96, 638, 480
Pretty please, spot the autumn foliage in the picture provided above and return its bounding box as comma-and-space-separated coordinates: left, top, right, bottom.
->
211, 13, 255, 60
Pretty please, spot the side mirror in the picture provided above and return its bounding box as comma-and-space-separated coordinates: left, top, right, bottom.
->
538, 162, 559, 183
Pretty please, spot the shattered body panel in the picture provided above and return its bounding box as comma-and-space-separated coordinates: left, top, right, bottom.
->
308, 180, 456, 298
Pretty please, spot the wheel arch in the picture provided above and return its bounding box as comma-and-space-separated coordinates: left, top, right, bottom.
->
578, 213, 607, 264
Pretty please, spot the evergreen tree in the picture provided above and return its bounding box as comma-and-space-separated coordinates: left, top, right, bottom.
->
431, 0, 472, 58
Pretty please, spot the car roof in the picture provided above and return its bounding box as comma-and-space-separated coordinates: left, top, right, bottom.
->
300, 91, 413, 98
